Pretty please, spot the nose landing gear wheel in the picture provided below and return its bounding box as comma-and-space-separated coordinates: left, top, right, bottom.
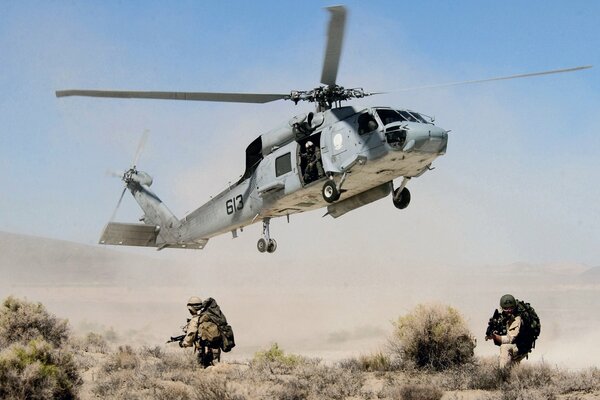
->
392, 187, 411, 209
322, 180, 340, 203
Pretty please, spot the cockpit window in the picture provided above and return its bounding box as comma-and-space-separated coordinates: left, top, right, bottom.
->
407, 111, 428, 123
376, 109, 406, 125
357, 112, 379, 134
397, 110, 418, 122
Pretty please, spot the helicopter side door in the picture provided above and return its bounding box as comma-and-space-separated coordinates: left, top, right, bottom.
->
255, 141, 301, 198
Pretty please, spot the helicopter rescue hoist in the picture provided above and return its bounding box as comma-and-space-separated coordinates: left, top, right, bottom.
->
56, 6, 591, 253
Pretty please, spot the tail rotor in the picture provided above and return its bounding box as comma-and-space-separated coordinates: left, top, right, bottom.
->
108, 130, 150, 221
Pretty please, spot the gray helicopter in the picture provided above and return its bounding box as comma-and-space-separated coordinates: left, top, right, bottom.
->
56, 6, 590, 253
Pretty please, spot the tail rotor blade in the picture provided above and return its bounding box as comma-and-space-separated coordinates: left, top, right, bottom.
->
320, 6, 347, 86
132, 130, 149, 168
109, 187, 127, 222
106, 169, 123, 179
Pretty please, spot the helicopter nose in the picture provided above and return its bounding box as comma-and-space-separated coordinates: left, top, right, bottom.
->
403, 126, 448, 154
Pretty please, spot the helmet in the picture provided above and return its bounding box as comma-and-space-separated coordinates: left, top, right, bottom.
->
187, 296, 203, 315
187, 296, 202, 306
499, 294, 516, 309
305, 141, 313, 148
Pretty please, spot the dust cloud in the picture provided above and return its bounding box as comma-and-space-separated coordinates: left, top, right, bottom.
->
1, 231, 598, 369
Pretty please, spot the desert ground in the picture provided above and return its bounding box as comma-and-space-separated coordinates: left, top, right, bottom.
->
1, 231, 599, 399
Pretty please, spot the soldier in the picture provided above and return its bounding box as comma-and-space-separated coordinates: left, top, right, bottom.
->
180, 296, 203, 348
485, 294, 527, 369
179, 296, 221, 368
302, 141, 322, 183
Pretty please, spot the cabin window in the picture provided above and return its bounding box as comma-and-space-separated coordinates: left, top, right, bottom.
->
275, 153, 292, 176
357, 112, 379, 135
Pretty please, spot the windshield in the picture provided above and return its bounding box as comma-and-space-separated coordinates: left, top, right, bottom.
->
376, 108, 431, 125
406, 111, 428, 123
376, 109, 406, 125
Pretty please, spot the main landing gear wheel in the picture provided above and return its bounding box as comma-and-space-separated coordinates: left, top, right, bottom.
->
322, 180, 340, 203
392, 187, 411, 209
257, 218, 277, 253
257, 238, 267, 253
267, 239, 277, 253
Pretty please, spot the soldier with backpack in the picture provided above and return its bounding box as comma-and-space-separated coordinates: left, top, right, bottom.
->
172, 296, 235, 368
485, 294, 541, 369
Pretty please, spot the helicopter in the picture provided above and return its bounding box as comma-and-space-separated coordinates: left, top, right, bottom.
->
56, 6, 590, 253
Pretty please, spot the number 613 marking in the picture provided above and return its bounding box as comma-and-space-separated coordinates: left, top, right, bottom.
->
226, 195, 244, 215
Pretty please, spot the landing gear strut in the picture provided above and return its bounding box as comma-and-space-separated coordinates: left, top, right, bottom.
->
392, 177, 411, 210
257, 218, 277, 253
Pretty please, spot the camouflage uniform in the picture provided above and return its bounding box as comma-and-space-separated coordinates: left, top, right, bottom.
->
498, 313, 526, 368
181, 313, 201, 348
180, 298, 221, 368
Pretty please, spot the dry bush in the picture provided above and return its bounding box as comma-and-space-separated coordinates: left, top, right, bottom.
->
0, 296, 69, 349
101, 345, 139, 373
70, 331, 109, 354
389, 384, 443, 400
434, 356, 504, 391
339, 351, 396, 372
545, 366, 600, 395
0, 339, 81, 400
92, 345, 244, 399
390, 303, 476, 371
508, 362, 554, 389
273, 363, 365, 400
251, 342, 307, 374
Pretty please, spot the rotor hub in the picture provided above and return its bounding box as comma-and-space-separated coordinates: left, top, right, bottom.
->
287, 85, 369, 110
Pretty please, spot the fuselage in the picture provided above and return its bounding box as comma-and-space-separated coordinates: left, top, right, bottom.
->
177, 106, 448, 243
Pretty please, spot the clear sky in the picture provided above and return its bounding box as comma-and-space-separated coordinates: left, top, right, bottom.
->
1, 1, 598, 267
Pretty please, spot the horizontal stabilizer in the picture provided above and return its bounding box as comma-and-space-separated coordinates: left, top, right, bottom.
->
99, 222, 208, 250
99, 222, 159, 247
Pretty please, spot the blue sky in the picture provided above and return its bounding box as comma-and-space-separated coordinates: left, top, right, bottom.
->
1, 1, 598, 267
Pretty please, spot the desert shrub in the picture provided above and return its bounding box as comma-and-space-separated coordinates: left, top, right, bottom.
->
92, 345, 243, 400
0, 296, 69, 349
553, 367, 600, 394
101, 345, 139, 372
392, 384, 443, 400
71, 331, 109, 354
0, 339, 81, 400
339, 351, 395, 372
508, 362, 554, 389
274, 363, 364, 400
251, 343, 305, 374
390, 303, 476, 371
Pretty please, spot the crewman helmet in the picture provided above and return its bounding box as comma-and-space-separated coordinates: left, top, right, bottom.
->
305, 141, 313, 148
499, 294, 516, 309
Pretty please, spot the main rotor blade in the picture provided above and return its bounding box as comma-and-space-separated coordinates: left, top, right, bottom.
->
320, 5, 347, 86
56, 90, 289, 104
394, 65, 592, 92
132, 130, 149, 168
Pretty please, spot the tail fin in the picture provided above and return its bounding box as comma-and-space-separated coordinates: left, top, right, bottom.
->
99, 169, 208, 250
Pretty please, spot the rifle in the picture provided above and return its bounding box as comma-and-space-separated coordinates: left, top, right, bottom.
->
166, 334, 185, 344
485, 309, 507, 343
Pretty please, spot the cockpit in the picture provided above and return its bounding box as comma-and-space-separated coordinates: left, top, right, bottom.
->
375, 108, 431, 125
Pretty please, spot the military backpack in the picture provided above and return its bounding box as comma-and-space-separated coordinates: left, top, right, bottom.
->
514, 299, 541, 355
199, 297, 236, 352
